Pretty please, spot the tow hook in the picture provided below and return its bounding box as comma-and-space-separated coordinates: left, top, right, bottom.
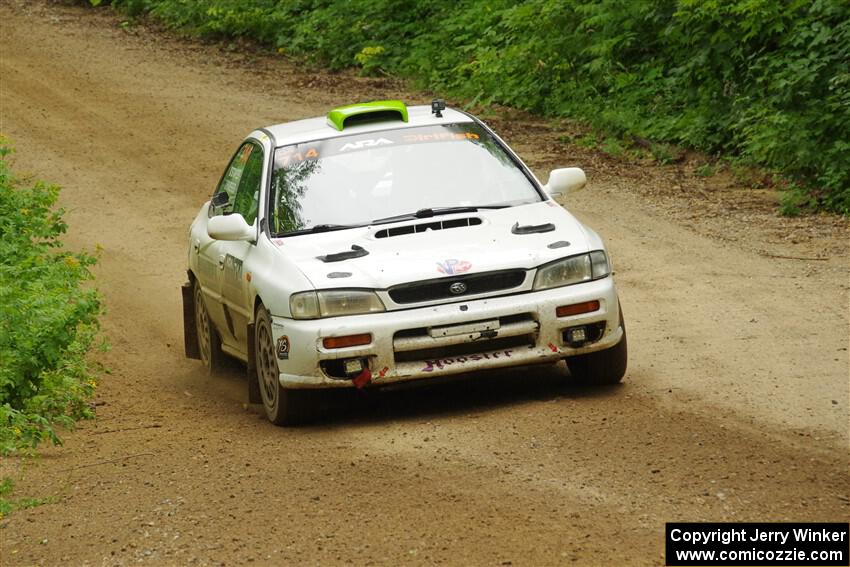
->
352, 368, 372, 389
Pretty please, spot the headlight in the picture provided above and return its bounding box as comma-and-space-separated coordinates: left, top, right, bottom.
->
289, 290, 385, 319
533, 251, 610, 291
589, 250, 610, 279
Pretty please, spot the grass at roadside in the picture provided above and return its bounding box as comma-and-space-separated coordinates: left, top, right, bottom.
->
0, 477, 55, 519
0, 138, 104, 457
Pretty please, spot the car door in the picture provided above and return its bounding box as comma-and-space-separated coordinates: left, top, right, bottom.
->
195, 142, 256, 342
215, 141, 264, 356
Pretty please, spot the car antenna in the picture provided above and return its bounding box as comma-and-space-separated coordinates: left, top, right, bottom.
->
431, 98, 446, 118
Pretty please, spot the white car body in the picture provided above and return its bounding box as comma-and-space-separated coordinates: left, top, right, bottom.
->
183, 102, 626, 423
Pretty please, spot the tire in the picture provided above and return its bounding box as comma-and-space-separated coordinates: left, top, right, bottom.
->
254, 305, 312, 425
194, 279, 224, 375
566, 308, 628, 385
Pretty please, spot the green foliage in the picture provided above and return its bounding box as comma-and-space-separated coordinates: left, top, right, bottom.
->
354, 45, 386, 74
601, 137, 626, 158
650, 143, 681, 166
0, 140, 103, 455
779, 183, 821, 216
695, 164, 716, 178
106, 0, 849, 214
0, 477, 54, 518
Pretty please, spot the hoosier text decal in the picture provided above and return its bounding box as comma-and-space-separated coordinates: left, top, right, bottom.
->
422, 350, 513, 372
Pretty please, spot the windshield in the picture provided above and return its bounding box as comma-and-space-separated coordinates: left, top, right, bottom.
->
268, 122, 542, 235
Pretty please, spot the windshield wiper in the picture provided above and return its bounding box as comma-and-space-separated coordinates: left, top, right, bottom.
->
275, 223, 361, 237
372, 205, 509, 225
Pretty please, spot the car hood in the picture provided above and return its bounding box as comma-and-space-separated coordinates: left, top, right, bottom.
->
270, 201, 592, 290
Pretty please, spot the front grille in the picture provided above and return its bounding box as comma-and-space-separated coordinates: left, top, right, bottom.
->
388, 269, 526, 304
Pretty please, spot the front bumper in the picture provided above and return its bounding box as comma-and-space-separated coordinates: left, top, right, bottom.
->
271, 277, 622, 389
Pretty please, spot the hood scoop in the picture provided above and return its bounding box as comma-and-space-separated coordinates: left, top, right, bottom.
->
375, 217, 482, 239
512, 221, 555, 235
318, 245, 369, 263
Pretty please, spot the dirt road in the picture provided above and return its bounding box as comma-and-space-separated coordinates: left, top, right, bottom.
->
1, 2, 848, 565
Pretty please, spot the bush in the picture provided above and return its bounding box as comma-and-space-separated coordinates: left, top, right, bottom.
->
0, 140, 103, 454
102, 0, 849, 214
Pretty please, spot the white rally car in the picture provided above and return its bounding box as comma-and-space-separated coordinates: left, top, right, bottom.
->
183, 100, 627, 425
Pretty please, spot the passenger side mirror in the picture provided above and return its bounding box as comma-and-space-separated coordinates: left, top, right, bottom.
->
208, 213, 255, 241
544, 167, 587, 197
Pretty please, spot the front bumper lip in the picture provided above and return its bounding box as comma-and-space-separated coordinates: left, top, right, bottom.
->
270, 277, 622, 389
281, 327, 623, 388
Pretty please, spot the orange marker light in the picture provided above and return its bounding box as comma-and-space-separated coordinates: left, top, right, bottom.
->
322, 333, 372, 349
556, 300, 600, 318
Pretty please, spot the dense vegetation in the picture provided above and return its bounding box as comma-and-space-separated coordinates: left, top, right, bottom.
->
0, 140, 102, 455
102, 0, 849, 214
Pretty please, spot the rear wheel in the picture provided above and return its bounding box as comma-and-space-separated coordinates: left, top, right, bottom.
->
567, 308, 628, 385
255, 305, 312, 425
194, 279, 223, 375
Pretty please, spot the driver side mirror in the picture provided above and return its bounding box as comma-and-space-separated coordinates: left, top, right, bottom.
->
208, 213, 255, 241
544, 167, 587, 197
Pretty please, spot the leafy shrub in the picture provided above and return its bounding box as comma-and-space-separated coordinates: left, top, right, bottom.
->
0, 476, 53, 518
0, 140, 103, 454
102, 0, 849, 214
695, 164, 716, 178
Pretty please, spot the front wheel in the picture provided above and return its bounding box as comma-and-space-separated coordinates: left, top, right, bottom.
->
566, 311, 628, 385
255, 305, 312, 425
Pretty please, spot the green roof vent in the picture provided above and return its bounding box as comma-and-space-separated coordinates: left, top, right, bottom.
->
327, 100, 409, 131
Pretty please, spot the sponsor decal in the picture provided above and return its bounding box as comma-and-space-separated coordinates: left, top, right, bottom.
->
273, 125, 487, 168
437, 259, 471, 275
547, 342, 559, 353
339, 138, 394, 152
224, 254, 243, 278
422, 349, 513, 372
402, 132, 480, 143
223, 255, 244, 294
378, 366, 389, 378
276, 336, 290, 360
237, 145, 253, 164
276, 147, 320, 167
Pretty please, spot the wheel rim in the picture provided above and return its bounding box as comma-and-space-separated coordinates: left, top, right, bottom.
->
195, 285, 211, 366
256, 317, 278, 412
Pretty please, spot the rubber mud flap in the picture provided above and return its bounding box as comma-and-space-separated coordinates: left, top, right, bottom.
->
182, 281, 201, 360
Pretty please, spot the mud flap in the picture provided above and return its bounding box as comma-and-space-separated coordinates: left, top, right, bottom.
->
181, 281, 201, 360
246, 323, 262, 404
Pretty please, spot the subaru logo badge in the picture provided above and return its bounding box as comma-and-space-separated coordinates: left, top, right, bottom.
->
449, 282, 468, 295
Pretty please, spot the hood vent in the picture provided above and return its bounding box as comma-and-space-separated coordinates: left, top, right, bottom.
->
375, 217, 482, 239
317, 245, 369, 263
